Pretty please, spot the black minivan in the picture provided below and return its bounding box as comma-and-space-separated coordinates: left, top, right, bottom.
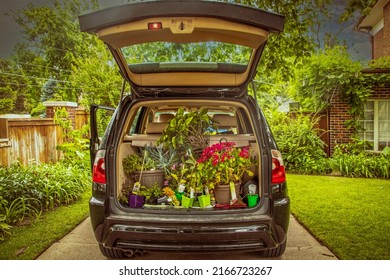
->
79, 0, 290, 259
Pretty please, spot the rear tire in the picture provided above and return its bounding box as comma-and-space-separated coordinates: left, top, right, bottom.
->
99, 244, 126, 259
259, 240, 287, 257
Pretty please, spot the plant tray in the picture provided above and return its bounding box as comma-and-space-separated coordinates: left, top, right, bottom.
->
214, 202, 247, 210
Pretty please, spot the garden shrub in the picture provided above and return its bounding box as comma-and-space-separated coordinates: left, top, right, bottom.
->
54, 108, 90, 165
330, 141, 390, 179
268, 111, 329, 174
0, 160, 90, 240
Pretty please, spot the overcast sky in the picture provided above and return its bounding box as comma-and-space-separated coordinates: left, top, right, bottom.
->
0, 0, 372, 61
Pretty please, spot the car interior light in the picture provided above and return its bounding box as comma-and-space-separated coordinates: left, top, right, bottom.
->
148, 22, 163, 30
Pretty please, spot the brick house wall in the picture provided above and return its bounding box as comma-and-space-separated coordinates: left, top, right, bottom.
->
329, 94, 354, 155
358, 0, 390, 59
328, 86, 390, 155
372, 85, 390, 98
373, 28, 384, 59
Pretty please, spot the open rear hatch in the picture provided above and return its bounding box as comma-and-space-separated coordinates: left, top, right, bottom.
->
79, 0, 284, 92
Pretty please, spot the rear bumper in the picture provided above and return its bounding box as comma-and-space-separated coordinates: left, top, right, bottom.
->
90, 196, 290, 253
97, 216, 287, 253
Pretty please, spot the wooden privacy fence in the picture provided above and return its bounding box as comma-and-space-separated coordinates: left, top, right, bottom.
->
0, 118, 63, 167
0, 102, 91, 167
75, 108, 89, 130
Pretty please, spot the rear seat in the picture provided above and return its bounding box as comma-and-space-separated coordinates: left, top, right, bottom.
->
145, 122, 168, 134
157, 113, 174, 123
212, 114, 237, 134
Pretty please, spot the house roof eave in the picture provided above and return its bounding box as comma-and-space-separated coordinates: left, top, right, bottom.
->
361, 68, 390, 74
356, 0, 389, 32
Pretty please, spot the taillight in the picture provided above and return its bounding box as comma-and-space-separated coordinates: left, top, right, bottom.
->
271, 149, 286, 184
92, 150, 106, 184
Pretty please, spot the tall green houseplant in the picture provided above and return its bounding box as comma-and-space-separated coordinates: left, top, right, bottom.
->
157, 108, 212, 158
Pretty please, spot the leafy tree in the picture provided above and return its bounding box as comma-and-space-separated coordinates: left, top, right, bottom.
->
340, 0, 377, 22
235, 0, 317, 79
0, 59, 19, 114
289, 46, 371, 114
5, 0, 100, 113
69, 39, 122, 107
221, 0, 327, 112
9, 0, 98, 78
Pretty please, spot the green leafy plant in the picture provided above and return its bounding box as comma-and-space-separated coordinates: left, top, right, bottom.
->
144, 145, 178, 174
128, 183, 162, 204
0, 160, 90, 241
53, 108, 90, 165
0, 194, 12, 241
166, 151, 201, 193
0, 198, 39, 225
0, 218, 12, 241
290, 46, 371, 116
122, 154, 143, 175
330, 145, 390, 179
288, 46, 390, 135
268, 111, 329, 174
0, 195, 40, 241
157, 108, 212, 157
122, 149, 156, 175
141, 183, 163, 201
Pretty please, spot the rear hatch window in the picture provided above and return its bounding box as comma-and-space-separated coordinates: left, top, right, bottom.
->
123, 42, 252, 74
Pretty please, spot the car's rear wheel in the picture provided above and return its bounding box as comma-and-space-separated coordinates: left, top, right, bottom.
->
259, 240, 287, 257
99, 244, 127, 259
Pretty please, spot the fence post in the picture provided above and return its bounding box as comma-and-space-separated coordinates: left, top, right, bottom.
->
43, 101, 78, 128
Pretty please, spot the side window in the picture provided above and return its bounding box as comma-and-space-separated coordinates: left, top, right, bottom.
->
90, 104, 115, 169
129, 107, 143, 135
96, 109, 115, 138
238, 107, 254, 134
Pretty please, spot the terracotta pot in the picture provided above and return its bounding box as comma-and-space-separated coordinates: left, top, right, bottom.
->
213, 183, 241, 204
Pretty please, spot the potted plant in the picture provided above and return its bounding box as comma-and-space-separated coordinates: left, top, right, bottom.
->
162, 187, 180, 206
128, 182, 146, 208
165, 151, 210, 208
143, 183, 164, 205
145, 145, 177, 174
166, 159, 194, 208
122, 148, 164, 188
197, 141, 254, 205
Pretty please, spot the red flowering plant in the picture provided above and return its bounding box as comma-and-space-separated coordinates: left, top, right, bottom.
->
196, 141, 254, 188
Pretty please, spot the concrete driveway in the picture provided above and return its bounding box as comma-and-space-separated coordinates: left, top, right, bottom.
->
37, 215, 338, 260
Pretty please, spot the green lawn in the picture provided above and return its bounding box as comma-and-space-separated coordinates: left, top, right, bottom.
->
287, 174, 390, 260
0, 190, 90, 260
